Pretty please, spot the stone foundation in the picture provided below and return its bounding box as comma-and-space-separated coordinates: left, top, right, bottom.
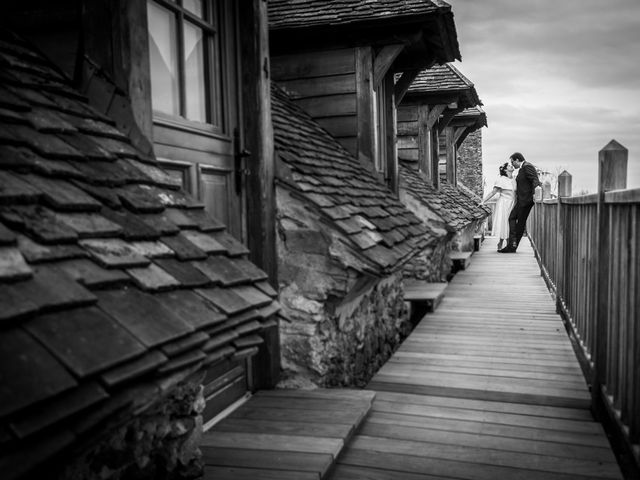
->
276, 188, 411, 387
403, 241, 451, 282
59, 374, 205, 480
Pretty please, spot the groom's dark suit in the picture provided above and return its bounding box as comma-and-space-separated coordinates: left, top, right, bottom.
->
507, 161, 541, 249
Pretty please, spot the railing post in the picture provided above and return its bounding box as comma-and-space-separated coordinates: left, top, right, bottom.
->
556, 171, 571, 313
593, 139, 628, 417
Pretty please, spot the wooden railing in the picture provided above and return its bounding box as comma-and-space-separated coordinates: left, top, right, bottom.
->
528, 140, 639, 470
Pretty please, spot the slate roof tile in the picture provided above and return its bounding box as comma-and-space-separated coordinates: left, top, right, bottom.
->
0, 221, 16, 244
16, 234, 86, 264
24, 108, 78, 133
79, 238, 150, 269
160, 233, 207, 261
272, 84, 440, 274
196, 287, 253, 315
160, 331, 209, 358
211, 231, 250, 257
0, 282, 40, 323
9, 382, 107, 440
156, 350, 206, 375
100, 208, 160, 240
400, 161, 489, 230
128, 240, 174, 258
0, 246, 32, 281
21, 175, 103, 211
0, 328, 78, 418
181, 229, 227, 254
25, 307, 146, 378
99, 351, 168, 389
54, 212, 123, 238
193, 256, 252, 286
52, 258, 131, 289
0, 170, 41, 203
153, 258, 212, 288
96, 289, 193, 347
0, 30, 278, 465
126, 263, 181, 292
0, 205, 79, 243
155, 290, 226, 329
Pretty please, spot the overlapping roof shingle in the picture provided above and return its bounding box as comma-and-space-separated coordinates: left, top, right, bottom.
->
269, 0, 450, 29
0, 30, 277, 474
272, 84, 441, 274
406, 63, 482, 109
400, 161, 489, 231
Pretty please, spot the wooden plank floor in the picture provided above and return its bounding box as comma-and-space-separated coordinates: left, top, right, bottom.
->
330, 236, 624, 480
202, 388, 375, 479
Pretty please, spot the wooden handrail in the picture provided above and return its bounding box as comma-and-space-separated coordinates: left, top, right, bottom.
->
527, 140, 639, 471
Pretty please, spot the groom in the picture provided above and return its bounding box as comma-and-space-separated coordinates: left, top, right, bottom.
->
499, 152, 541, 253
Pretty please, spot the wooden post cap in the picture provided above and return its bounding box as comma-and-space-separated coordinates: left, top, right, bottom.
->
598, 140, 628, 192
558, 171, 572, 197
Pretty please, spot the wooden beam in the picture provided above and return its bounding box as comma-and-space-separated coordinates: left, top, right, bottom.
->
430, 127, 440, 189
437, 106, 463, 133
356, 46, 375, 168
453, 126, 467, 145
445, 126, 457, 185
373, 44, 404, 88
418, 104, 431, 178
426, 104, 447, 130
383, 74, 398, 193
238, 0, 279, 388
394, 69, 420, 106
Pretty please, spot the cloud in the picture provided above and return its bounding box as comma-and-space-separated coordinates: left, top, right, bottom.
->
447, 0, 640, 193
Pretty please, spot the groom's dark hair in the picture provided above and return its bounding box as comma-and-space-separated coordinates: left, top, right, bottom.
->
510, 152, 525, 163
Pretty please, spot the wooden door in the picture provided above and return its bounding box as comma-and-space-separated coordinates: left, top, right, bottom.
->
146, 0, 250, 420
147, 0, 245, 240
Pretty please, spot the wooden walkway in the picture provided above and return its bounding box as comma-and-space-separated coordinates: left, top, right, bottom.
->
330, 237, 624, 480
202, 389, 375, 479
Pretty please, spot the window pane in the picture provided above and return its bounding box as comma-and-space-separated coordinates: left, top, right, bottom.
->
183, 0, 203, 18
147, 1, 180, 116
183, 22, 207, 122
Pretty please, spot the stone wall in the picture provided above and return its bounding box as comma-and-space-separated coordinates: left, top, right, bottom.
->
276, 188, 411, 388
457, 129, 483, 197
451, 220, 484, 252
60, 373, 205, 480
403, 241, 451, 282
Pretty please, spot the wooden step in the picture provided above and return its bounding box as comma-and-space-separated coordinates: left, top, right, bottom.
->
202, 388, 376, 480
404, 280, 447, 314
449, 251, 472, 271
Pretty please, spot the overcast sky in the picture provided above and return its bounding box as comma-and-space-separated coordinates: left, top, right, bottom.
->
447, 0, 640, 194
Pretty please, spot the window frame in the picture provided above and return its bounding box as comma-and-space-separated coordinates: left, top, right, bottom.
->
148, 0, 227, 135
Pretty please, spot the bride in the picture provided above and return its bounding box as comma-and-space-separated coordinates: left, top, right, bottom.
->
482, 162, 515, 250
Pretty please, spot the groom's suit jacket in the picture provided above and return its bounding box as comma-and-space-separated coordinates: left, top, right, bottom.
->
515, 161, 542, 204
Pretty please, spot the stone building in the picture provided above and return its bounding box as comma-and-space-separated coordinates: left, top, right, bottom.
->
0, 1, 280, 478
268, 0, 461, 387
397, 63, 489, 275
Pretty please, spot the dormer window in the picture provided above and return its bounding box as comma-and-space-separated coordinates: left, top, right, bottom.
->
147, 0, 222, 128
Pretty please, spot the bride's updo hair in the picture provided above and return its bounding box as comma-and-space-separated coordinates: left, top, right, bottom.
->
499, 162, 509, 177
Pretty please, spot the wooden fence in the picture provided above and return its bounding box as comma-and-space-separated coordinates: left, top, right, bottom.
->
528, 140, 639, 470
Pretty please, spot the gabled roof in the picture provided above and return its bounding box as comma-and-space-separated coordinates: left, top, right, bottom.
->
400, 161, 489, 231
271, 84, 441, 275
269, 0, 448, 29
454, 106, 487, 128
268, 0, 460, 65
0, 30, 277, 476
405, 63, 482, 109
